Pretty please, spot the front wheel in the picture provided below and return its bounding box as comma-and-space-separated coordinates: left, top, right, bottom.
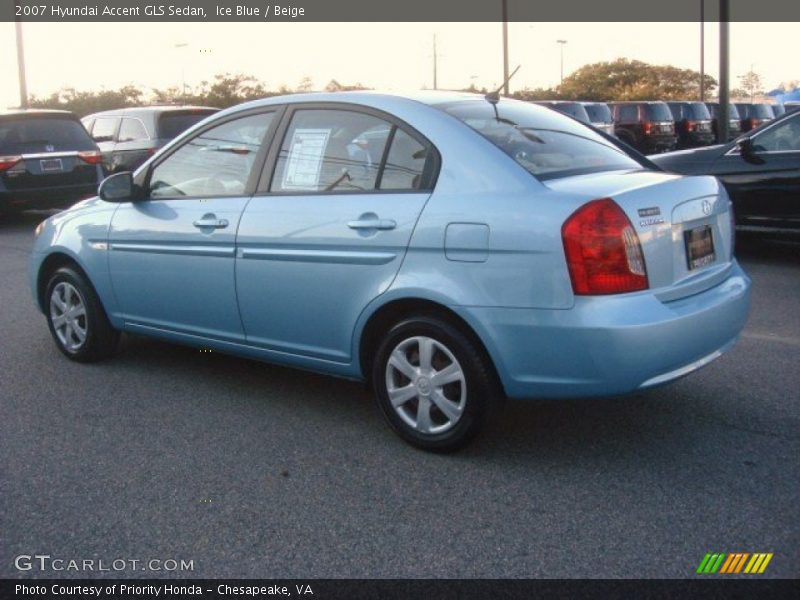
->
45, 266, 120, 362
372, 316, 499, 452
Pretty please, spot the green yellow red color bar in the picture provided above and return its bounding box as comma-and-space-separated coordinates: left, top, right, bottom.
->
696, 552, 773, 574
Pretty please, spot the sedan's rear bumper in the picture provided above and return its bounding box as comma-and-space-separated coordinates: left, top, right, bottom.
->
458, 261, 751, 399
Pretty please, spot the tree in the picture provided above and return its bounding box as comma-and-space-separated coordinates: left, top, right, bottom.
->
734, 69, 764, 102
556, 58, 717, 101
28, 85, 145, 117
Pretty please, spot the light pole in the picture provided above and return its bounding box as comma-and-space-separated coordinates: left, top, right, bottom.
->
700, 0, 705, 101
501, 0, 509, 96
174, 42, 188, 104
15, 14, 29, 108
718, 0, 729, 143
432, 34, 438, 90
557, 39, 567, 86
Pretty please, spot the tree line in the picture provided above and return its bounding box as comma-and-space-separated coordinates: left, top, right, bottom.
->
27, 58, 775, 117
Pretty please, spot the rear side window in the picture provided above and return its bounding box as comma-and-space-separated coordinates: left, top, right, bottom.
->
644, 103, 673, 121
439, 99, 642, 181
584, 103, 612, 123
91, 117, 119, 142
157, 111, 217, 140
118, 118, 149, 142
0, 116, 96, 153
270, 109, 432, 193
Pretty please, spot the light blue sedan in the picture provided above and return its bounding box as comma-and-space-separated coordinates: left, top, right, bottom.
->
30, 92, 751, 451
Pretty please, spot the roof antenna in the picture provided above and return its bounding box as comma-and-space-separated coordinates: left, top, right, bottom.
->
485, 65, 521, 105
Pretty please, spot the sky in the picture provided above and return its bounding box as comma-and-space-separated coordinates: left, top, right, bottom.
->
0, 21, 795, 108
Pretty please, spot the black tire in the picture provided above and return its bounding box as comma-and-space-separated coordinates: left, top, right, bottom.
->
44, 266, 120, 363
372, 315, 500, 452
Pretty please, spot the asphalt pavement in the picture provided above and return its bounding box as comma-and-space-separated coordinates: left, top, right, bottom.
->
1, 211, 798, 579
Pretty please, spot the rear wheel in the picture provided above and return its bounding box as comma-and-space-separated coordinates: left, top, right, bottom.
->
45, 266, 120, 362
372, 316, 498, 452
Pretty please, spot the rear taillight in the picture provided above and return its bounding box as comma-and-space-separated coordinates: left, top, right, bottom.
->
77, 151, 103, 165
748, 118, 757, 129
0, 155, 22, 171
562, 198, 649, 295
685, 120, 696, 132
643, 121, 653, 135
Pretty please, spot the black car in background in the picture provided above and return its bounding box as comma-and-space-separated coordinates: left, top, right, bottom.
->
785, 102, 800, 114
580, 101, 615, 136
0, 110, 103, 216
705, 102, 742, 142
651, 109, 800, 236
608, 101, 677, 154
666, 101, 715, 148
734, 103, 774, 132
81, 106, 218, 173
531, 101, 592, 124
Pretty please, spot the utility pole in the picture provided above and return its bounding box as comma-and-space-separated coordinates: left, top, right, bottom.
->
433, 34, 438, 91
501, 0, 509, 96
557, 40, 568, 86
15, 16, 29, 108
700, 0, 705, 101
718, 0, 729, 143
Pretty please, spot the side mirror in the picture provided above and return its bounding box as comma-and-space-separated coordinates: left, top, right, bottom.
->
736, 137, 763, 164
98, 171, 135, 202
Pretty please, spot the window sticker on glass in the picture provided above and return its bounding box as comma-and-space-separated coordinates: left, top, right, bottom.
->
282, 128, 331, 190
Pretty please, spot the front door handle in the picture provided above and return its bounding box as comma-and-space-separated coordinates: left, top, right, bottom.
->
193, 217, 229, 229
347, 218, 397, 231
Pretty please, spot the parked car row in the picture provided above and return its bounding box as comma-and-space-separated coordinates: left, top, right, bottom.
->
533, 99, 784, 155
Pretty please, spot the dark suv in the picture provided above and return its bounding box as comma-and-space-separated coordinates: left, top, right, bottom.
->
82, 106, 218, 173
666, 101, 715, 148
734, 103, 774, 132
1, 110, 103, 215
608, 101, 677, 154
705, 102, 742, 142
531, 101, 591, 124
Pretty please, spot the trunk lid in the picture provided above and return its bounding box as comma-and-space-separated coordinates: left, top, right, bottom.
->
547, 169, 735, 300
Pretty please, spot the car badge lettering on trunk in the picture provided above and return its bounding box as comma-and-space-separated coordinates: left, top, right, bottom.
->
45, 144, 55, 152
702, 199, 713, 215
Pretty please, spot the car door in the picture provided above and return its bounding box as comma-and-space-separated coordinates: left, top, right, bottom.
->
715, 114, 800, 230
114, 117, 152, 172
108, 109, 279, 342
235, 105, 438, 363
89, 116, 120, 172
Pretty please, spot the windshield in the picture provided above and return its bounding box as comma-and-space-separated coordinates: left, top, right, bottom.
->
157, 110, 217, 140
0, 115, 96, 154
437, 99, 642, 181
583, 103, 612, 123
549, 103, 590, 123
644, 103, 673, 121
686, 102, 711, 120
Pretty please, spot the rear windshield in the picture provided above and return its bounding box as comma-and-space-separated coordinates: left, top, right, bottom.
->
750, 104, 774, 119
437, 99, 642, 181
708, 104, 740, 119
686, 102, 711, 120
0, 116, 96, 154
644, 103, 674, 121
157, 110, 217, 140
583, 103, 612, 123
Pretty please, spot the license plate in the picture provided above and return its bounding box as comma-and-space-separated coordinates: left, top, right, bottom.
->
661, 125, 672, 133
40, 158, 63, 172
684, 225, 715, 270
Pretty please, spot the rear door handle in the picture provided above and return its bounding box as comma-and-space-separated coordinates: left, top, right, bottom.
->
347, 219, 396, 231
193, 218, 229, 229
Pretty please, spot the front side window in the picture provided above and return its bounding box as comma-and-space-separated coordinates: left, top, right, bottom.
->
439, 99, 642, 181
92, 117, 119, 143
149, 112, 273, 199
270, 109, 431, 193
752, 115, 800, 152
118, 118, 149, 143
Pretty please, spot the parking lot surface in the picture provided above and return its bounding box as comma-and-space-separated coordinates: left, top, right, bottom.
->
1, 211, 798, 578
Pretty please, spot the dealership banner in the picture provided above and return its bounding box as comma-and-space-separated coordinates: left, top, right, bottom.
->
2, 579, 799, 599
3, 0, 800, 22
